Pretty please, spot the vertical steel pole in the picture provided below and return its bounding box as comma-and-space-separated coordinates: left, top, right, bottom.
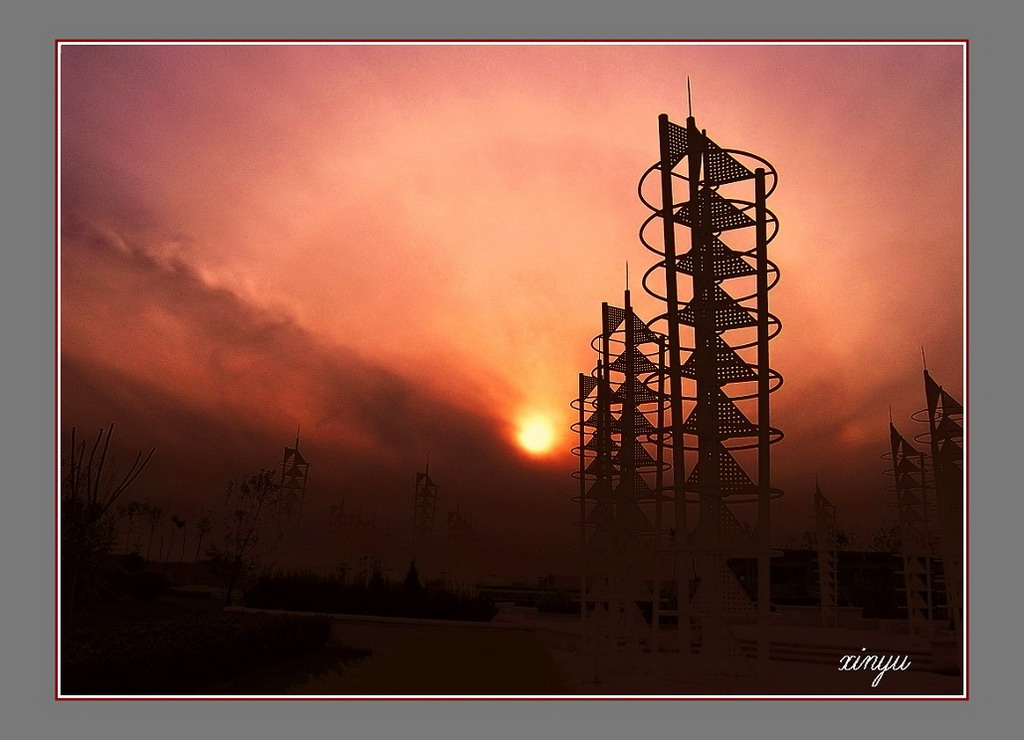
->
755, 168, 771, 666
600, 303, 615, 665
689, 118, 720, 666
653, 343, 666, 654
623, 290, 638, 655
578, 372, 589, 673
657, 114, 690, 661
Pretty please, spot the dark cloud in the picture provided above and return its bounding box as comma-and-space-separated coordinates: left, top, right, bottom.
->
61, 224, 573, 578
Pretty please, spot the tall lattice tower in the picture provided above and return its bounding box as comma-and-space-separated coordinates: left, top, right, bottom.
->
412, 463, 439, 553
813, 482, 839, 627
636, 108, 784, 673
279, 431, 310, 530
573, 289, 664, 675
915, 370, 963, 644
887, 423, 937, 641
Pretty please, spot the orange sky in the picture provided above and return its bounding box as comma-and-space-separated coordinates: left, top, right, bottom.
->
59, 43, 964, 569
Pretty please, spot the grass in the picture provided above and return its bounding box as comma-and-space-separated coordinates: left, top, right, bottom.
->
290, 626, 567, 695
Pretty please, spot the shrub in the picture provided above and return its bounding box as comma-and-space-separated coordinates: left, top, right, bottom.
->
62, 607, 330, 695
243, 570, 497, 622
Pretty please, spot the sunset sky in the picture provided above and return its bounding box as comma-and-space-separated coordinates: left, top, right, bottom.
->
59, 43, 964, 574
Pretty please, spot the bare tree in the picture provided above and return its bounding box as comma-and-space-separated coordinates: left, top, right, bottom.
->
173, 515, 187, 562
208, 469, 282, 606
144, 503, 163, 561
62, 424, 154, 614
165, 514, 185, 562
194, 506, 212, 562
116, 500, 143, 554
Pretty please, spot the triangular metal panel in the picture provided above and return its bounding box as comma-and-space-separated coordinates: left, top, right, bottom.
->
613, 377, 662, 405
941, 390, 963, 416
680, 334, 759, 385
631, 315, 663, 345
613, 440, 657, 467
665, 120, 689, 168
676, 236, 757, 281
896, 456, 921, 474
674, 188, 755, 232
685, 444, 757, 494
678, 285, 758, 330
703, 140, 755, 185
682, 389, 760, 438
897, 473, 922, 491
937, 414, 963, 438
608, 346, 661, 376
939, 439, 963, 462
604, 305, 626, 335
925, 371, 942, 415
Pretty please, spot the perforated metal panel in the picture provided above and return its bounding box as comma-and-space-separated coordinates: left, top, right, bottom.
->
631, 315, 663, 345
681, 334, 759, 384
665, 120, 689, 168
704, 140, 754, 185
613, 440, 658, 466
941, 390, 963, 416
613, 377, 662, 405
941, 439, 963, 461
604, 305, 627, 335
937, 414, 962, 437
676, 237, 757, 280
630, 412, 658, 436
609, 346, 661, 376
685, 444, 757, 493
678, 285, 758, 329
629, 471, 653, 494
682, 389, 760, 438
674, 188, 755, 232
691, 562, 756, 615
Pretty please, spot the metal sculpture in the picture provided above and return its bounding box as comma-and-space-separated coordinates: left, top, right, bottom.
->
886, 423, 936, 640
279, 431, 310, 529
572, 289, 663, 676
914, 370, 963, 644
813, 482, 839, 627
412, 462, 439, 553
635, 106, 784, 673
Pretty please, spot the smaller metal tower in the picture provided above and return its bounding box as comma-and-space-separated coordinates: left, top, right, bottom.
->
572, 289, 663, 677
279, 430, 310, 529
412, 462, 439, 553
887, 423, 936, 641
914, 370, 963, 644
813, 481, 839, 627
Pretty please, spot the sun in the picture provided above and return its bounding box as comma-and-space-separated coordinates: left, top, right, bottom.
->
516, 416, 558, 455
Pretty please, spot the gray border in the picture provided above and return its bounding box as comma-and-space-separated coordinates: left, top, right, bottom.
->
5, 0, 1015, 738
